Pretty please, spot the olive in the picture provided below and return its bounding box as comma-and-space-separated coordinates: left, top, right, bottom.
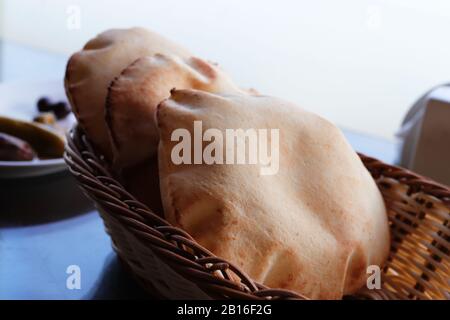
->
0, 132, 36, 161
53, 102, 71, 119
37, 97, 52, 112
36, 97, 72, 120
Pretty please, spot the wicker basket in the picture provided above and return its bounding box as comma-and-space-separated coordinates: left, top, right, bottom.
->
64, 126, 450, 300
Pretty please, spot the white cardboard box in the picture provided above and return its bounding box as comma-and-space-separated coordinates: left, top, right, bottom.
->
399, 85, 450, 186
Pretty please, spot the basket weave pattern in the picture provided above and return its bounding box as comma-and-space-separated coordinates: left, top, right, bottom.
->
65, 126, 449, 300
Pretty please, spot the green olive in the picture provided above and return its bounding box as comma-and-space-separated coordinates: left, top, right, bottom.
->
0, 116, 65, 159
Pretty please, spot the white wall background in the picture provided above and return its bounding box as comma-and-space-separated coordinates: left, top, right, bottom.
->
1, 0, 450, 140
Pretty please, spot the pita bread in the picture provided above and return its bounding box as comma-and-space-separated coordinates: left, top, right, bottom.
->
156, 89, 390, 299
120, 155, 164, 215
65, 27, 191, 159
106, 54, 243, 170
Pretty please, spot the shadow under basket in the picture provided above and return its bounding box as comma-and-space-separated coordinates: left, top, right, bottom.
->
64, 126, 450, 300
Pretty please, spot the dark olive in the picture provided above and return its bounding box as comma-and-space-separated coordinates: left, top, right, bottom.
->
0, 132, 36, 161
37, 97, 52, 112
53, 102, 71, 119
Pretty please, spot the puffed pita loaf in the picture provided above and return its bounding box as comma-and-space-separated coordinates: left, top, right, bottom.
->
156, 89, 390, 299
106, 54, 243, 170
65, 27, 190, 159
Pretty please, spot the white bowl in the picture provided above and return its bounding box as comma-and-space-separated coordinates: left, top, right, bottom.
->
0, 80, 74, 178
0, 158, 67, 178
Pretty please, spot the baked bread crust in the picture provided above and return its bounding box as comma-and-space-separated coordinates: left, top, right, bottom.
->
64, 27, 190, 160
156, 89, 390, 299
105, 54, 242, 170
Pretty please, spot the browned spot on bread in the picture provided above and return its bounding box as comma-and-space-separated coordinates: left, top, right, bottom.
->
346, 246, 367, 292
279, 273, 294, 288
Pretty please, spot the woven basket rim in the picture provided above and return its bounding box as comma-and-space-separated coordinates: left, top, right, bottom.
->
358, 155, 450, 204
